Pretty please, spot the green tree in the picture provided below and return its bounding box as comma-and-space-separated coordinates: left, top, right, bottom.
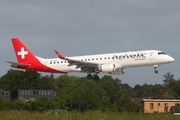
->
170, 79, 180, 99
69, 79, 107, 111
48, 96, 66, 109
100, 75, 122, 103
30, 98, 47, 112
121, 83, 135, 97
36, 75, 53, 89
163, 72, 176, 88
55, 75, 83, 95
117, 96, 140, 112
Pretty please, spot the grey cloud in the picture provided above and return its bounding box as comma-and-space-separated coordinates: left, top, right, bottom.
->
0, 0, 179, 86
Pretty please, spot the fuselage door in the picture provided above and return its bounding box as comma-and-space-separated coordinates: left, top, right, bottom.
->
149, 52, 153, 60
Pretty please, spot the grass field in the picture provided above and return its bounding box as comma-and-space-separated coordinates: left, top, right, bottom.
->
0, 110, 179, 120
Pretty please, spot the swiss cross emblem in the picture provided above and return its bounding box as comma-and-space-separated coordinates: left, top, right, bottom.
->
18, 47, 28, 59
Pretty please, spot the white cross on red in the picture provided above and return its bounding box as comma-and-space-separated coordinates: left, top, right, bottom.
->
18, 47, 28, 59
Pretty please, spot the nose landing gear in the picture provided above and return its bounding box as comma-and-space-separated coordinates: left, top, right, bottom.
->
154, 70, 158, 74
154, 65, 159, 74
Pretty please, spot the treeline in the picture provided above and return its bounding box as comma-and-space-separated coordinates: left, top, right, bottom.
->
0, 69, 179, 112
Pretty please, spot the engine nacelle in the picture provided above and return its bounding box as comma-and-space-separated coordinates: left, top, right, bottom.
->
99, 64, 124, 74
101, 64, 115, 73
111, 68, 125, 75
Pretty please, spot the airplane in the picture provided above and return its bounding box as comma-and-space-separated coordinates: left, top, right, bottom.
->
6, 38, 175, 80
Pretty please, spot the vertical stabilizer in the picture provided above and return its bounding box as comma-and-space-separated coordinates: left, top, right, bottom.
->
11, 38, 37, 64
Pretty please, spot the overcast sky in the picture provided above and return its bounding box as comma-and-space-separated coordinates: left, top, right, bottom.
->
0, 0, 180, 87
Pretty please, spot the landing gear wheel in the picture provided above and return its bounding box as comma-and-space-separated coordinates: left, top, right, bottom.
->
154, 70, 158, 74
87, 74, 93, 80
93, 75, 100, 81
154, 65, 159, 74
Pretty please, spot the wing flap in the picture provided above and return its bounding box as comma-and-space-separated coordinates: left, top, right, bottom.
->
5, 61, 30, 67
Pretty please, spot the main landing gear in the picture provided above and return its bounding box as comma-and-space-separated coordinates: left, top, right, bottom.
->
87, 73, 100, 81
154, 65, 159, 74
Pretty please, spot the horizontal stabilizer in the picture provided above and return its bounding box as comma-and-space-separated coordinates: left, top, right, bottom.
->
5, 61, 30, 67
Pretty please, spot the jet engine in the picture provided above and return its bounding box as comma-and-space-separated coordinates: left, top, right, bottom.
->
99, 64, 124, 74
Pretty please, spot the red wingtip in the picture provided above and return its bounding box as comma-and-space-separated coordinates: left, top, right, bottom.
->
55, 50, 65, 59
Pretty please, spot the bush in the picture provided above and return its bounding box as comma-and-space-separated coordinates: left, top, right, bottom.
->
30, 98, 47, 112
0, 97, 5, 110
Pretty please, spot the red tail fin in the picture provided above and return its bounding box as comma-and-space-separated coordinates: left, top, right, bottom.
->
11, 38, 37, 64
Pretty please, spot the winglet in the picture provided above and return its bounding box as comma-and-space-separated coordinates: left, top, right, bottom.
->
54, 50, 65, 59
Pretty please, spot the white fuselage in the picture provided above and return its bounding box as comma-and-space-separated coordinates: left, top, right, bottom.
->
37, 50, 174, 74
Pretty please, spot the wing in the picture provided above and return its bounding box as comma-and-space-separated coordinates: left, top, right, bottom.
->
54, 50, 99, 72
5, 60, 30, 67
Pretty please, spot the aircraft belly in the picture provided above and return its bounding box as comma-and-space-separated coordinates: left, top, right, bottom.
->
68, 66, 81, 72
49, 64, 81, 72
120, 59, 153, 68
129, 60, 158, 67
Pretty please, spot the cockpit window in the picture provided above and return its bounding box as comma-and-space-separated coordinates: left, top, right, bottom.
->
158, 52, 166, 55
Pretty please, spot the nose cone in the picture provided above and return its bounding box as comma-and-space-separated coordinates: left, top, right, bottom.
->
168, 56, 175, 62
